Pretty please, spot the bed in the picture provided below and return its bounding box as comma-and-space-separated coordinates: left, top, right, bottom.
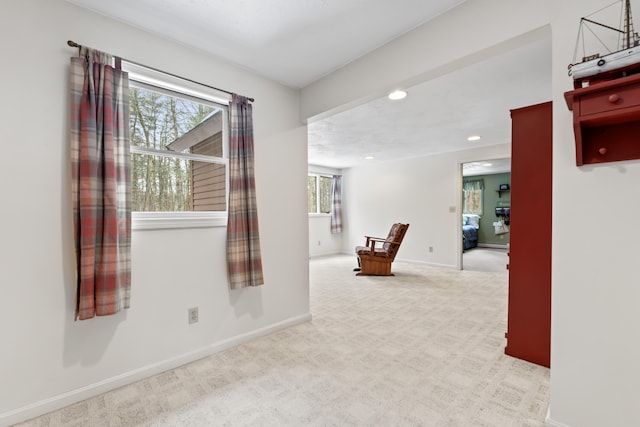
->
462, 214, 480, 250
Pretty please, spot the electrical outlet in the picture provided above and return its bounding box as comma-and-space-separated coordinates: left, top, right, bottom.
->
188, 307, 199, 324
429, 246, 433, 253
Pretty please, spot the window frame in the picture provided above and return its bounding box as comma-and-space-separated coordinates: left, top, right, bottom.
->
123, 61, 231, 230
308, 173, 333, 216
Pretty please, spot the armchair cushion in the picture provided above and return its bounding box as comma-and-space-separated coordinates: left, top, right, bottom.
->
355, 246, 389, 257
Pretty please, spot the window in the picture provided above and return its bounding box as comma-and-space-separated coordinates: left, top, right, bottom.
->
463, 178, 484, 215
123, 62, 230, 228
308, 174, 332, 214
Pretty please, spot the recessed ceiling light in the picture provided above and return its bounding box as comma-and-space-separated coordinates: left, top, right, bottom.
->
365, 156, 374, 160
388, 90, 407, 100
467, 135, 481, 141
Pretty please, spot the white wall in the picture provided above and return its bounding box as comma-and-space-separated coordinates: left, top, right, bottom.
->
4, 0, 640, 425
300, 0, 640, 426
0, 1, 309, 425
550, 1, 640, 426
342, 145, 511, 268
308, 216, 343, 257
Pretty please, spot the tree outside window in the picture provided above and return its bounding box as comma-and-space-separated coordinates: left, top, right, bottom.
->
129, 86, 227, 212
308, 174, 332, 214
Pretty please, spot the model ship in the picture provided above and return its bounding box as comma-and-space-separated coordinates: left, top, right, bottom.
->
569, 0, 640, 87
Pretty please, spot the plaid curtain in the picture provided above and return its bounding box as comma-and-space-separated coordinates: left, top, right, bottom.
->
330, 175, 343, 233
226, 94, 264, 289
70, 47, 131, 320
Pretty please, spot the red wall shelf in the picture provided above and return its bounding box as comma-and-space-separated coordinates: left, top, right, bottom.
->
565, 73, 640, 166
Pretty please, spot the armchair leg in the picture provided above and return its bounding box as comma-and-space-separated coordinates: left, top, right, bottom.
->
353, 256, 362, 271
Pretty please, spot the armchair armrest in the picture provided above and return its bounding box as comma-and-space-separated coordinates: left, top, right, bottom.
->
364, 235, 386, 246
361, 235, 387, 254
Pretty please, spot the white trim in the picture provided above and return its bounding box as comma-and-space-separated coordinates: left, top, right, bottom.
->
129, 79, 228, 108
130, 145, 228, 165
132, 212, 227, 230
545, 406, 571, 427
0, 313, 312, 427
123, 61, 231, 106
337, 252, 462, 270
477, 243, 509, 249
309, 251, 344, 258
396, 257, 458, 269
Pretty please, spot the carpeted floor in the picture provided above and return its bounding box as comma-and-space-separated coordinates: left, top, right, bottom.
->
16, 255, 549, 426
463, 247, 509, 273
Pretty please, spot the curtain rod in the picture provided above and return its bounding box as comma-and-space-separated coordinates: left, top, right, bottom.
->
67, 40, 255, 103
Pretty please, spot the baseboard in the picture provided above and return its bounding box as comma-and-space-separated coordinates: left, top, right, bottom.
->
309, 251, 347, 259
0, 313, 312, 427
395, 257, 457, 269
545, 406, 571, 427
312, 253, 457, 270
477, 243, 509, 249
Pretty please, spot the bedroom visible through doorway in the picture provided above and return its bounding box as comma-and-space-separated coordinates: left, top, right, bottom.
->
461, 158, 511, 272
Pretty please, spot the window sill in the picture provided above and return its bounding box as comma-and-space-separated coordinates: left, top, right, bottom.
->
308, 213, 331, 218
133, 212, 227, 230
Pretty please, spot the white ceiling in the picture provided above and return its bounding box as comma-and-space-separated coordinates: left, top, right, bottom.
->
462, 158, 512, 177
65, 0, 465, 89
67, 0, 551, 173
309, 37, 552, 169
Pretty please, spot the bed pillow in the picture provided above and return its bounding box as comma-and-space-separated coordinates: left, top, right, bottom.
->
465, 214, 480, 228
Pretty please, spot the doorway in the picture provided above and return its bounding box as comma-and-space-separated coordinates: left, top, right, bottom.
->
460, 158, 511, 272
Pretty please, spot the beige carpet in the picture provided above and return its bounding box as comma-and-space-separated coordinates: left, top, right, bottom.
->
16, 255, 549, 426
463, 247, 509, 273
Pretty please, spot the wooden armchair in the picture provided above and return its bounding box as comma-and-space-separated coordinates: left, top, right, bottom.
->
355, 223, 409, 276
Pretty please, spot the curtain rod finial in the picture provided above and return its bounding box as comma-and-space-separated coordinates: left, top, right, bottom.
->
67, 40, 81, 48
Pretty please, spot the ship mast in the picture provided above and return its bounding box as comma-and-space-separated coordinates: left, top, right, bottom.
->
623, 0, 636, 49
